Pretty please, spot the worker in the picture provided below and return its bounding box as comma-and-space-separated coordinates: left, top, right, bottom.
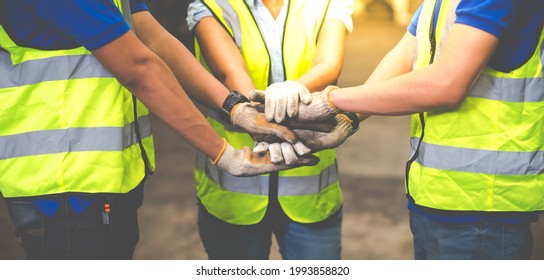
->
186, 0, 356, 259
254, 0, 544, 259
0, 0, 317, 259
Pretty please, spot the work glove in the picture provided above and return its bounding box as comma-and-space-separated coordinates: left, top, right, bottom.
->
230, 102, 300, 144
212, 140, 319, 177
250, 85, 339, 123
248, 81, 313, 123
253, 138, 311, 164
290, 113, 359, 152
253, 112, 359, 154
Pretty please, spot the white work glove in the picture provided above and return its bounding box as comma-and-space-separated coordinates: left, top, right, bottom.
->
253, 141, 311, 165
212, 140, 319, 177
249, 81, 312, 123
250, 85, 339, 123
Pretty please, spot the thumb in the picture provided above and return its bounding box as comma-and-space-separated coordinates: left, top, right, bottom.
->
299, 89, 312, 105
249, 90, 266, 103
293, 154, 320, 167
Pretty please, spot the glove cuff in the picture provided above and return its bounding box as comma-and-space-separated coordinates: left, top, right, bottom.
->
220, 90, 249, 124
343, 112, 360, 133
211, 138, 228, 165
323, 85, 339, 112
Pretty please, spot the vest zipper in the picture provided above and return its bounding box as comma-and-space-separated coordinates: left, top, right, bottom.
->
405, 0, 438, 195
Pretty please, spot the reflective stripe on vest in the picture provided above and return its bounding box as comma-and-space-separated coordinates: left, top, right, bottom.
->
0, 0, 155, 198
407, 0, 544, 211
194, 0, 342, 225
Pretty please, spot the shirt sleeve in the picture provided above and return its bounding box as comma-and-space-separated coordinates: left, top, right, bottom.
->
30, 0, 131, 50
130, 0, 149, 14
454, 0, 516, 39
407, 4, 422, 36
326, 0, 354, 33
187, 0, 214, 32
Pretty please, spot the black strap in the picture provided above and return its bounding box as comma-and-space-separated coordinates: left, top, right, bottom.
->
405, 0, 438, 194
132, 96, 153, 175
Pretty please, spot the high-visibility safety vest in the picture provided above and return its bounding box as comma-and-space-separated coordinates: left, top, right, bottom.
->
0, 0, 155, 198
194, 0, 343, 225
407, 0, 544, 212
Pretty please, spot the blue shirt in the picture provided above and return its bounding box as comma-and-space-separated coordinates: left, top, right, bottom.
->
407, 0, 543, 224
408, 0, 544, 72
1, 0, 149, 216
1, 0, 148, 50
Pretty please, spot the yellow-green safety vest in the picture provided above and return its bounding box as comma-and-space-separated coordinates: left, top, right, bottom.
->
407, 0, 544, 212
194, 0, 343, 225
0, 0, 155, 198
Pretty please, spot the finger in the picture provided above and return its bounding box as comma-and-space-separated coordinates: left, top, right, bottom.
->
253, 102, 265, 113
293, 141, 311, 156
249, 90, 266, 103
254, 114, 298, 143
268, 143, 283, 163
253, 142, 269, 154
284, 119, 336, 132
265, 92, 276, 122
273, 93, 287, 123
293, 154, 320, 167
280, 142, 298, 165
299, 88, 312, 104
285, 91, 299, 119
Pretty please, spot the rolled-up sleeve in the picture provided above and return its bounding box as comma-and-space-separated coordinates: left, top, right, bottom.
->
187, 1, 214, 31
326, 0, 354, 33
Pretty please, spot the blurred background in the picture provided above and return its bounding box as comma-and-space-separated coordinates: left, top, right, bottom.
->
1, 0, 543, 260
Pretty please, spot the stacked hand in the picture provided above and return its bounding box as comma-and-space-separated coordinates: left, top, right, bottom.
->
248, 81, 359, 162
214, 140, 319, 177
250, 83, 339, 123
217, 100, 318, 176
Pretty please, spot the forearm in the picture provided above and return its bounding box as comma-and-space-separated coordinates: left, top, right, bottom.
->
297, 63, 342, 92
193, 17, 256, 96
298, 19, 346, 92
133, 12, 229, 110
129, 59, 224, 158
330, 24, 498, 116
92, 31, 224, 160
329, 65, 460, 116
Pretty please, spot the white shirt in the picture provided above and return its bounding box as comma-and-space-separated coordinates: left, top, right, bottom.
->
187, 0, 353, 84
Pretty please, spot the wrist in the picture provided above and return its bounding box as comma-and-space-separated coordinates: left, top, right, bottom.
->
219, 90, 250, 124
211, 138, 228, 165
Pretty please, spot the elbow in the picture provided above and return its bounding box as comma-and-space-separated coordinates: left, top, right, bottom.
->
435, 80, 469, 109
119, 54, 164, 91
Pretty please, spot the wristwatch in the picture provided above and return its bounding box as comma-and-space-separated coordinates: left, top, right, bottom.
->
219, 90, 249, 123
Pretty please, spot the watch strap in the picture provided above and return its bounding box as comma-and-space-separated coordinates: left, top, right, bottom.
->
220, 90, 249, 123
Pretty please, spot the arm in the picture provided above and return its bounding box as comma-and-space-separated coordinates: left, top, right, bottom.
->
193, 16, 256, 96
91, 30, 225, 160
329, 23, 499, 115
297, 19, 347, 92
91, 29, 317, 175
131, 11, 229, 110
